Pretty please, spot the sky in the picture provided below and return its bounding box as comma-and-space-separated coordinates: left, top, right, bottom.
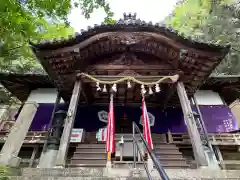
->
69, 0, 179, 31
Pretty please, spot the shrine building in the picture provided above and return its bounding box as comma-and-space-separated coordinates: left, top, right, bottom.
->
0, 13, 240, 172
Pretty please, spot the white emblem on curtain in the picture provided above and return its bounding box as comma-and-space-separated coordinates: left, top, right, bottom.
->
98, 110, 108, 123
139, 107, 155, 127
97, 109, 155, 126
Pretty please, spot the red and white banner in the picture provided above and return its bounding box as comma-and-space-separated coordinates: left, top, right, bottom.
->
106, 94, 115, 152
142, 97, 153, 150
96, 127, 107, 141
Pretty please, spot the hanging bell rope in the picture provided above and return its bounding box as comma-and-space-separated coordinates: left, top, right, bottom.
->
78, 73, 179, 85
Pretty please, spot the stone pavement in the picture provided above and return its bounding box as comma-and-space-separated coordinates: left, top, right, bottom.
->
7, 168, 240, 180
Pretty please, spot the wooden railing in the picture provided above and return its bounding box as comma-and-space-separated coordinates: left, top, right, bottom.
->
0, 132, 239, 145
0, 131, 48, 143
209, 134, 240, 145
0, 120, 239, 146
171, 133, 240, 146
0, 120, 48, 143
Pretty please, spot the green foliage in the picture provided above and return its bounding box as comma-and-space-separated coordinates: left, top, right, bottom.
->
0, 165, 10, 180
0, 0, 113, 73
167, 0, 240, 75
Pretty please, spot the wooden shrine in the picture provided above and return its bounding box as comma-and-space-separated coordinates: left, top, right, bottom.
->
1, 13, 240, 169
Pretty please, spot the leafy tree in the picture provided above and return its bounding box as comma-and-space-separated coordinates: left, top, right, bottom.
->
167, 0, 240, 75
0, 0, 113, 73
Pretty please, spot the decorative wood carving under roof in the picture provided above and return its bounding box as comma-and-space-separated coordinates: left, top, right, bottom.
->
28, 13, 230, 104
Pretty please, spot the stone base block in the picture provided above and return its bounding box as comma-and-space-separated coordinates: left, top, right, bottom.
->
203, 146, 219, 169
9, 156, 21, 167
106, 161, 112, 168
0, 154, 21, 167
38, 149, 58, 168
147, 158, 153, 171
19, 168, 240, 179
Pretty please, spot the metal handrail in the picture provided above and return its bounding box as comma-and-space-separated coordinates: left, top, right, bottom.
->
132, 135, 152, 180
132, 121, 170, 180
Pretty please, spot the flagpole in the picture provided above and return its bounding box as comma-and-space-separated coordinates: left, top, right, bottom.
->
107, 94, 112, 162
106, 93, 114, 167
107, 152, 111, 161
141, 93, 154, 171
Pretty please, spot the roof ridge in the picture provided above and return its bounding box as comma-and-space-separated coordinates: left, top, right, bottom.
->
30, 13, 230, 53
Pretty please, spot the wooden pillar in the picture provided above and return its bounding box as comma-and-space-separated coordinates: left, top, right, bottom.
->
167, 129, 173, 144
0, 105, 9, 122
54, 80, 81, 167
29, 145, 39, 167
0, 102, 38, 167
176, 82, 208, 166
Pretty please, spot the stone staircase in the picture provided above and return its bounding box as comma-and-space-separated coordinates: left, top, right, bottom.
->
152, 134, 190, 168
69, 133, 189, 169
69, 143, 106, 167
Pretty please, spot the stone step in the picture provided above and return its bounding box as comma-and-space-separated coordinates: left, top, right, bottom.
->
68, 164, 106, 168
115, 134, 141, 139
9, 177, 240, 180
112, 160, 189, 169
157, 158, 187, 164
153, 149, 181, 154
75, 148, 106, 153
151, 138, 166, 141
73, 152, 107, 158
71, 158, 106, 165
21, 168, 104, 177
113, 162, 149, 169
113, 162, 189, 169
153, 143, 179, 149
157, 164, 190, 169
9, 177, 117, 180
157, 161, 190, 168
154, 149, 182, 154
155, 154, 185, 159
77, 144, 106, 148
154, 148, 179, 152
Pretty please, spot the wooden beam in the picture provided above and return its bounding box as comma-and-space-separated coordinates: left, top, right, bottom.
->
80, 80, 94, 104
107, 84, 111, 105
131, 82, 137, 101
87, 64, 175, 71
176, 82, 208, 166
29, 145, 39, 167
163, 84, 177, 109
124, 82, 128, 105
79, 74, 179, 84
84, 102, 161, 107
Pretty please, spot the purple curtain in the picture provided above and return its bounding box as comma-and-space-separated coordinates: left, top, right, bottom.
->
27, 104, 238, 133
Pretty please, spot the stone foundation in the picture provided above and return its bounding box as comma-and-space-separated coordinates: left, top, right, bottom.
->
8, 168, 240, 180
